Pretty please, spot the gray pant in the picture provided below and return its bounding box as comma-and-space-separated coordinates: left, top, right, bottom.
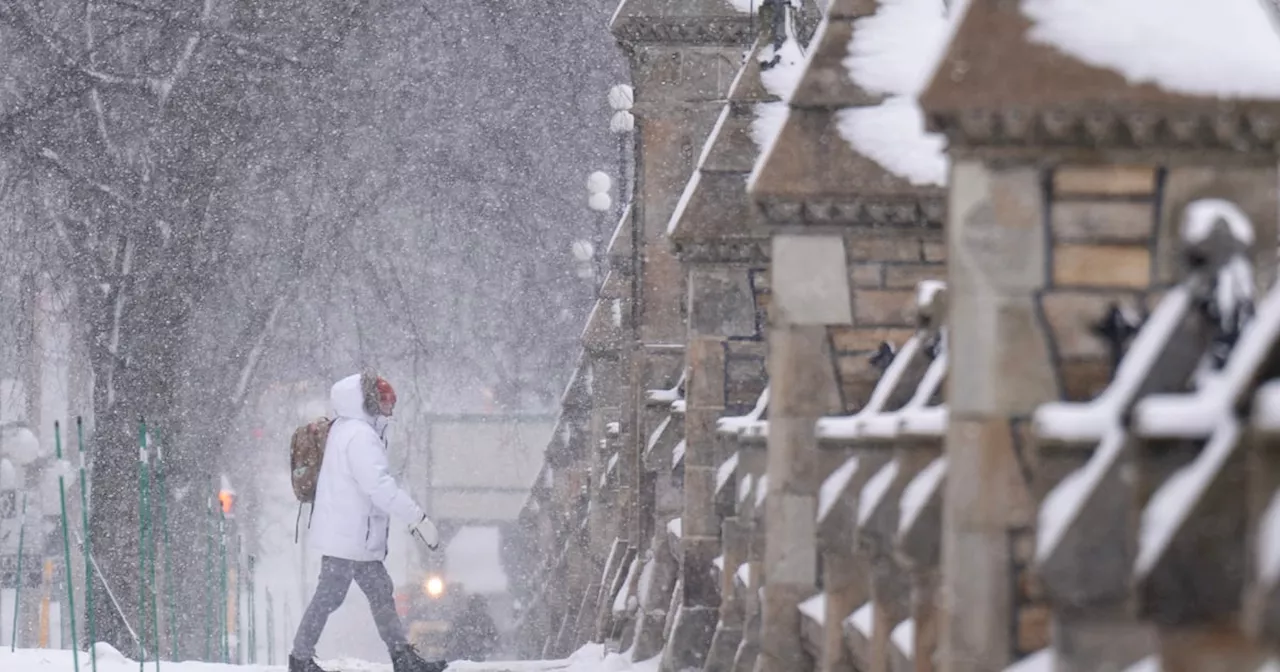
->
292, 556, 408, 658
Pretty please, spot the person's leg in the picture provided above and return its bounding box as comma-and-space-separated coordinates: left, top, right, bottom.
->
351, 560, 410, 652
292, 557, 356, 659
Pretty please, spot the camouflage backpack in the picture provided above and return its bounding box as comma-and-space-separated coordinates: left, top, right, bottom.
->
290, 417, 335, 503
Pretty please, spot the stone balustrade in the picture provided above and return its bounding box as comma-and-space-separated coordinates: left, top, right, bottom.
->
507, 1, 1280, 671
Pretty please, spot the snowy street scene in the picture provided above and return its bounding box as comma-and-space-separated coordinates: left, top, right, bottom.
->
5, 0, 1280, 671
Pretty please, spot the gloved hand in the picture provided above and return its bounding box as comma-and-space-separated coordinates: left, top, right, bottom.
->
410, 515, 440, 552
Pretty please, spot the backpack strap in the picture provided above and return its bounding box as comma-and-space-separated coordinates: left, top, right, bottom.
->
295, 503, 303, 544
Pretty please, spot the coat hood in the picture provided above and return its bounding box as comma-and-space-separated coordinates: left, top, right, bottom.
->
331, 374, 373, 422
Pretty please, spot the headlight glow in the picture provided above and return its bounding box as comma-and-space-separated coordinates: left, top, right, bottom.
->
424, 575, 445, 598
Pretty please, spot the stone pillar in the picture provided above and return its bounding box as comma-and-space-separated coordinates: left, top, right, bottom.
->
661, 338, 728, 670
919, 3, 1280, 669
706, 514, 748, 671
610, 0, 753, 562
755, 231, 848, 671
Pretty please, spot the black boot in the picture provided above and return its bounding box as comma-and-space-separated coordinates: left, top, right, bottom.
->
288, 654, 329, 672
391, 643, 448, 672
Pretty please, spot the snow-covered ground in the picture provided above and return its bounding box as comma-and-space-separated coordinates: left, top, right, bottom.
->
0, 643, 657, 672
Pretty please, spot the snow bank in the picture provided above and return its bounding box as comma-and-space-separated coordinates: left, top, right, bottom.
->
1021, 0, 1280, 99
0, 645, 592, 672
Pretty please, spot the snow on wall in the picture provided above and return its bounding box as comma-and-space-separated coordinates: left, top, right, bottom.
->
613, 557, 641, 616
646, 416, 672, 456
636, 556, 657, 606
891, 618, 915, 655
716, 452, 741, 494
1183, 199, 1256, 245
1036, 427, 1125, 563
1135, 419, 1241, 578
756, 473, 770, 508
736, 562, 752, 588
750, 16, 807, 153
835, 100, 946, 186
1021, 0, 1280, 99
847, 602, 873, 635
672, 439, 686, 469
818, 456, 861, 523
1258, 489, 1280, 586
838, 0, 960, 186
739, 473, 755, 504
667, 518, 683, 539
1254, 380, 1280, 433
798, 592, 826, 625
858, 459, 900, 528
899, 456, 947, 535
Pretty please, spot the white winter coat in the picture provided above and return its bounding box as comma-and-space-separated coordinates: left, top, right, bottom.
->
308, 374, 424, 562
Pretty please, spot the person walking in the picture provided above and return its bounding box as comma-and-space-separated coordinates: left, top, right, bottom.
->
290, 372, 446, 672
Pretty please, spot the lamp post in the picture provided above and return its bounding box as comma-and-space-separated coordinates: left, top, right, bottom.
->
607, 84, 634, 214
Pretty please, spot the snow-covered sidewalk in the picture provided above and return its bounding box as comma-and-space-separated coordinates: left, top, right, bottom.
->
0, 643, 655, 672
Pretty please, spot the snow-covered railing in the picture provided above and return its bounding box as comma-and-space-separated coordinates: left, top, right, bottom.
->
717, 386, 770, 441
817, 284, 947, 444
1032, 200, 1267, 665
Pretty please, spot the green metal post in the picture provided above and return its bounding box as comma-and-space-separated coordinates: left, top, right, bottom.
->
247, 554, 256, 664
155, 432, 174, 663
137, 417, 149, 672
76, 418, 96, 672
11, 492, 26, 652
219, 507, 228, 663
203, 494, 213, 662
55, 422, 81, 671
